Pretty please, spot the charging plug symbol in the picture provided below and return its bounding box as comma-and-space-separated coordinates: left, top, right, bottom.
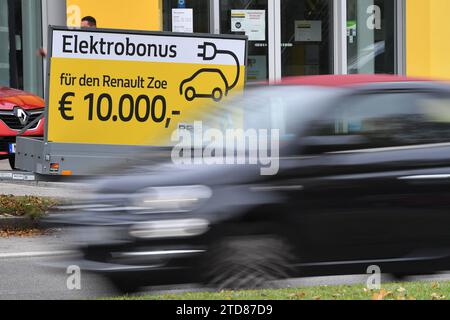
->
180, 42, 241, 103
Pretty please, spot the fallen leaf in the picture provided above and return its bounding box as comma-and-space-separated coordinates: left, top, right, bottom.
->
0, 228, 52, 238
372, 289, 392, 300
288, 292, 306, 300
431, 293, 446, 300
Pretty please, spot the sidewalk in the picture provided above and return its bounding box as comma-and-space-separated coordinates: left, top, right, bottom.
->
0, 160, 90, 198
0, 182, 81, 198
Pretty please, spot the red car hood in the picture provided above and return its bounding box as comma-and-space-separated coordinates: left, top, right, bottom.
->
0, 86, 45, 111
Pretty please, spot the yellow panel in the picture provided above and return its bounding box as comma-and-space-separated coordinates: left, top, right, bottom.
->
429, 1, 450, 79
406, 0, 431, 77
48, 58, 245, 146
66, 0, 162, 31
406, 0, 450, 80
46, 29, 247, 147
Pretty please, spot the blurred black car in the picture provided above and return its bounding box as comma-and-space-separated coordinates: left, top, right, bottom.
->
48, 75, 450, 293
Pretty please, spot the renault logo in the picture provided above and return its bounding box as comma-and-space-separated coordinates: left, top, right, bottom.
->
14, 107, 29, 126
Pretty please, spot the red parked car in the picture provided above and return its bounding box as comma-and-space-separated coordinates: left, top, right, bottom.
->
0, 87, 45, 169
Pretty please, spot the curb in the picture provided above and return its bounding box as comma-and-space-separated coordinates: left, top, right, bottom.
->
0, 180, 86, 189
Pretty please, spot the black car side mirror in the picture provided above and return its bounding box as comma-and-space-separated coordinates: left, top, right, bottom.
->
299, 135, 370, 154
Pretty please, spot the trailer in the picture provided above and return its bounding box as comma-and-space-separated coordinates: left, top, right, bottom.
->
15, 26, 247, 176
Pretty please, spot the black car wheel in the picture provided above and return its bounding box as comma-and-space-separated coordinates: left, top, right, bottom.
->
203, 235, 294, 290
108, 275, 141, 295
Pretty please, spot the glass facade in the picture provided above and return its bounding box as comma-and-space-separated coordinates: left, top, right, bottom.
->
220, 0, 269, 82
0, 0, 403, 94
217, 0, 398, 80
163, 0, 209, 33
0, 0, 9, 87
281, 0, 333, 76
0, 0, 43, 96
347, 0, 396, 74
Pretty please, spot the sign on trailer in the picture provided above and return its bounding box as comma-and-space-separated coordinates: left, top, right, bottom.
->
47, 27, 247, 146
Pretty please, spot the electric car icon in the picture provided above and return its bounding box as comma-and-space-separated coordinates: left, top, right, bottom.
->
180, 68, 229, 102
180, 42, 241, 103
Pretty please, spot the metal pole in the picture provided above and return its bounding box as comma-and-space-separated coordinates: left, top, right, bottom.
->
396, 0, 406, 75
210, 0, 220, 34
333, 0, 347, 74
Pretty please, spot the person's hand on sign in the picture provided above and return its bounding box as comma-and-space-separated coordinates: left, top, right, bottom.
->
37, 47, 47, 58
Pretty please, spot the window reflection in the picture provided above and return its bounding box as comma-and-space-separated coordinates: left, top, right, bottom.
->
310, 93, 450, 149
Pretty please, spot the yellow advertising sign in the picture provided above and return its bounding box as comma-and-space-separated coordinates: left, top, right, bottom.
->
66, 0, 162, 31
47, 28, 247, 146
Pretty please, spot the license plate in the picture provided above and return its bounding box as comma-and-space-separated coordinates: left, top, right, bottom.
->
8, 143, 16, 154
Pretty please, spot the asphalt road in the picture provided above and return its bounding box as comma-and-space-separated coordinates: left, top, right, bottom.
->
0, 231, 449, 300
1, 158, 450, 299
1, 159, 449, 299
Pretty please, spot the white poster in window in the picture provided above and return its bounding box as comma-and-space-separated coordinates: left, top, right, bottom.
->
231, 10, 265, 41
172, 8, 193, 33
295, 20, 322, 42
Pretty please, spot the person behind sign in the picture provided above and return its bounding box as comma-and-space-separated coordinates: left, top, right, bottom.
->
80, 16, 97, 28
38, 16, 97, 57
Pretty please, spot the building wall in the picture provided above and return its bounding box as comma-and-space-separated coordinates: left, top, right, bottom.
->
66, 0, 162, 30
406, 0, 450, 79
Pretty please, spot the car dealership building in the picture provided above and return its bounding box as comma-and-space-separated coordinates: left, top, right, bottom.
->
0, 0, 447, 97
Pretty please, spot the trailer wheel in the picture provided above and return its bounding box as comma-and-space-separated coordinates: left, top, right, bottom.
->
8, 157, 15, 170
108, 275, 141, 295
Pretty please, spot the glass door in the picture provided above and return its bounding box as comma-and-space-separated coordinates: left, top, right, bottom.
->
220, 0, 269, 83
216, 0, 400, 80
347, 0, 396, 74
280, 0, 333, 76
